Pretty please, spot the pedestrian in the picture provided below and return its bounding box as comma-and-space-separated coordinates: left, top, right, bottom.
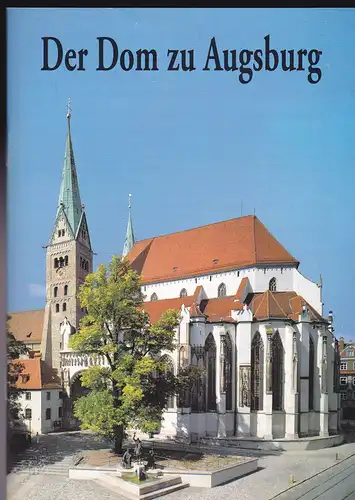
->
36, 432, 39, 444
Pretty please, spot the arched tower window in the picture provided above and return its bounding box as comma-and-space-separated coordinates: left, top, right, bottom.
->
151, 293, 158, 301
224, 333, 233, 411
205, 333, 217, 411
251, 332, 264, 411
160, 355, 174, 409
54, 286, 58, 298
55, 304, 59, 313
218, 283, 226, 297
309, 335, 315, 410
63, 303, 67, 312
272, 330, 284, 411
54, 258, 59, 269
179, 288, 187, 298
64, 256, 68, 266
269, 277, 277, 292
64, 285, 68, 296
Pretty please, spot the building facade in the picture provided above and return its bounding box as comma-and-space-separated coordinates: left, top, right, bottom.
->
12, 359, 63, 435
8, 104, 341, 439
339, 338, 355, 420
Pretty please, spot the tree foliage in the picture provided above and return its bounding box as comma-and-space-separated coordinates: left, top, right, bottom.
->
69, 256, 196, 451
7, 316, 27, 428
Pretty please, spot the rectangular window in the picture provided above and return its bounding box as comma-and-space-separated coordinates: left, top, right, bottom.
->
341, 392, 347, 401
25, 392, 31, 400
59, 391, 63, 399
340, 362, 347, 370
353, 362, 355, 370
352, 377, 355, 386
45, 408, 51, 420
46, 392, 51, 400
340, 376, 347, 385
25, 408, 32, 419
58, 406, 63, 418
348, 351, 354, 357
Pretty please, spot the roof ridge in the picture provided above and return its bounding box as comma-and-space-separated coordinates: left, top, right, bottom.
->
8, 308, 44, 314
134, 215, 255, 244
269, 291, 288, 317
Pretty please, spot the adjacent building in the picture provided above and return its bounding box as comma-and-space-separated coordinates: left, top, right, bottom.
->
339, 338, 355, 420
12, 358, 63, 435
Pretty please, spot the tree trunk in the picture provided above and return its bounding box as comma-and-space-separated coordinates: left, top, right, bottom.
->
113, 424, 124, 454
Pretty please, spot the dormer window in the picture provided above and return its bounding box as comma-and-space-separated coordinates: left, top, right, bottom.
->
218, 283, 226, 297
58, 230, 61, 237
151, 293, 158, 301
269, 277, 277, 292
62, 229, 65, 237
21, 375, 29, 383
180, 288, 187, 298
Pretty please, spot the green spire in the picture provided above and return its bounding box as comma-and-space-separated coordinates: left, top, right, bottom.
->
122, 194, 135, 256
57, 98, 83, 235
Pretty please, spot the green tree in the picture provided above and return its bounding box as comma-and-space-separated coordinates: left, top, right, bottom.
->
69, 256, 189, 453
7, 316, 27, 431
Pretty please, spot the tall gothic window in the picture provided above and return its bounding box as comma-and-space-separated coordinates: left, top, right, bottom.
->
179, 288, 187, 298
63, 303, 67, 312
54, 258, 58, 269
271, 331, 284, 411
205, 333, 216, 411
218, 283, 226, 297
64, 285, 68, 296
269, 278, 277, 292
160, 355, 174, 409
224, 333, 233, 411
191, 346, 205, 412
309, 335, 315, 410
151, 293, 158, 301
251, 332, 264, 410
54, 286, 58, 298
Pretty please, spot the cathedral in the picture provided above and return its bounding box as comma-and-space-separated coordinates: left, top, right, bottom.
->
9, 104, 341, 441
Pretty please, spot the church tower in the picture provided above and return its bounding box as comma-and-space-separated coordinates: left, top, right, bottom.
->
41, 100, 93, 374
122, 194, 135, 257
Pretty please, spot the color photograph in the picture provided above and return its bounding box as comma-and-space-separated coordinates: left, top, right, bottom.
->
6, 7, 355, 500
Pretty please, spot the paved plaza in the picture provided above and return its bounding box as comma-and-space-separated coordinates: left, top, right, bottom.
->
7, 431, 355, 500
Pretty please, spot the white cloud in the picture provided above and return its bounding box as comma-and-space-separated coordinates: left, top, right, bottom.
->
28, 283, 46, 298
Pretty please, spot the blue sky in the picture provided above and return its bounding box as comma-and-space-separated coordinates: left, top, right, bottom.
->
7, 8, 355, 338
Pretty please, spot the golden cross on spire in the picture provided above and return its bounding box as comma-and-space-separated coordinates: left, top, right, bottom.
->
67, 98, 72, 119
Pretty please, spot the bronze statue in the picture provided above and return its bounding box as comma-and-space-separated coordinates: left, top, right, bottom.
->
122, 449, 132, 469
146, 449, 156, 469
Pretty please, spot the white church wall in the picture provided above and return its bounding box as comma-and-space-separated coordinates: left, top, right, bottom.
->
251, 267, 294, 293
142, 269, 249, 301
293, 269, 322, 314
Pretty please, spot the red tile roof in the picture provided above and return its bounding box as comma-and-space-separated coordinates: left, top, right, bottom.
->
199, 296, 243, 322
142, 291, 326, 325
8, 310, 44, 343
12, 359, 62, 390
248, 291, 326, 322
142, 296, 194, 324
127, 216, 299, 284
